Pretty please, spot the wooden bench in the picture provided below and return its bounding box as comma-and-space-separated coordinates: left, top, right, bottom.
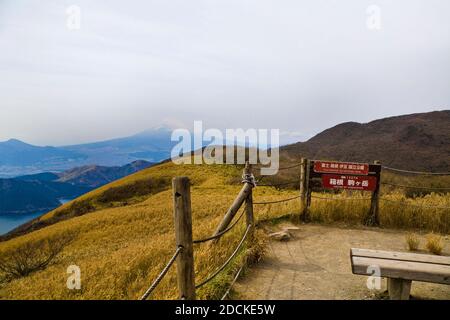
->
350, 248, 450, 300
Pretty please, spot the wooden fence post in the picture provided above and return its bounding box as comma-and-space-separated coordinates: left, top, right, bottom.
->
212, 162, 254, 238
305, 159, 312, 220
299, 157, 307, 221
172, 177, 196, 300
300, 158, 311, 222
245, 192, 254, 226
366, 160, 381, 226
245, 162, 254, 231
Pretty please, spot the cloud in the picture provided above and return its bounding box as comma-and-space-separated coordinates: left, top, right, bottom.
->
0, 0, 449, 145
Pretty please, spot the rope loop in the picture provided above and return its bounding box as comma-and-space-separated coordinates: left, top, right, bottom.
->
242, 172, 256, 187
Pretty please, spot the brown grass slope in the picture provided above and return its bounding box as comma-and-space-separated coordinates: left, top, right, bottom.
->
0, 160, 448, 300
0, 161, 291, 299
281, 110, 450, 171
1, 111, 450, 299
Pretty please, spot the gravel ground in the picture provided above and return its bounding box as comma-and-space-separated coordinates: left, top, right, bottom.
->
234, 223, 450, 300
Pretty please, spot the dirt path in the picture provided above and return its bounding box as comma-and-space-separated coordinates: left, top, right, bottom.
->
234, 224, 450, 300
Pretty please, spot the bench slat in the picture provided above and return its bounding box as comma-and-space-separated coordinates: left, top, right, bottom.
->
352, 256, 450, 285
351, 248, 450, 266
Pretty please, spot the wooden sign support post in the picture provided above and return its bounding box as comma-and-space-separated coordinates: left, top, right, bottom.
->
172, 177, 196, 300
299, 158, 310, 222
309, 159, 381, 225
365, 160, 381, 226
305, 159, 312, 220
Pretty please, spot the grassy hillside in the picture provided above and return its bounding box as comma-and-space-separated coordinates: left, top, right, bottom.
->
0, 161, 292, 299
0, 159, 449, 300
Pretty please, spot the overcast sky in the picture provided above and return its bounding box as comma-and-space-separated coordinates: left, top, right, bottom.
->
0, 0, 449, 146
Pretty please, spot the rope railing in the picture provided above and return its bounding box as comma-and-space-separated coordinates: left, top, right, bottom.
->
311, 194, 372, 201
381, 182, 450, 191
221, 265, 244, 300
140, 246, 183, 300
380, 197, 450, 210
258, 180, 299, 187
382, 166, 450, 176
193, 207, 245, 244
255, 175, 266, 184
153, 160, 450, 300
195, 224, 252, 289
253, 195, 300, 205
195, 161, 450, 297
277, 163, 302, 170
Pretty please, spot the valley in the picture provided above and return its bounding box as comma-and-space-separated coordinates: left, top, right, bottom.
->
0, 160, 153, 235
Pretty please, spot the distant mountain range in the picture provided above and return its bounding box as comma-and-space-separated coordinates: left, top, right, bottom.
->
62, 128, 174, 167
281, 110, 450, 171
0, 127, 174, 177
0, 138, 84, 167
55, 160, 153, 188
2, 111, 450, 178
0, 160, 152, 215
1, 109, 449, 229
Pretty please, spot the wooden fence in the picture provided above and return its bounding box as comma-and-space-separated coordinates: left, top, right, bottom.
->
141, 158, 450, 300
141, 162, 255, 300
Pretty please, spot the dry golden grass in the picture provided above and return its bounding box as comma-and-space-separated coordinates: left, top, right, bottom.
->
405, 233, 420, 251
0, 162, 294, 300
253, 167, 450, 233
425, 233, 444, 255
297, 191, 449, 233
0, 160, 449, 300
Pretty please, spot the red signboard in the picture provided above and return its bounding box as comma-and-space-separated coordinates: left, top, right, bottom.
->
322, 174, 377, 191
314, 161, 369, 175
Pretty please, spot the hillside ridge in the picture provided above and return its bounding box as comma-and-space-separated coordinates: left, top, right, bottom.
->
281, 110, 450, 171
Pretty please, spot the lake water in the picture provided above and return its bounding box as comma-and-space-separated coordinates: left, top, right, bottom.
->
0, 212, 44, 235
59, 198, 71, 205
0, 198, 73, 235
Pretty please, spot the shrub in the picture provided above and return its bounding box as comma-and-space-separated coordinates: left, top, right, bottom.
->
405, 233, 420, 251
425, 233, 444, 255
97, 177, 170, 203
54, 199, 95, 219
245, 229, 267, 265
0, 232, 75, 282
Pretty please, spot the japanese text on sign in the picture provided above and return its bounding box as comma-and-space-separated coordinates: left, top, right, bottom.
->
314, 161, 369, 175
321, 174, 377, 191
